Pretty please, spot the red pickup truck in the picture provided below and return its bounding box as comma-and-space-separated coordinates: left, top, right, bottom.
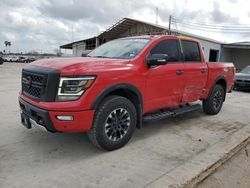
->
19, 35, 235, 150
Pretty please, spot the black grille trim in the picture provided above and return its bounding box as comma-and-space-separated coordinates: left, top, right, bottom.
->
22, 65, 60, 102
22, 70, 47, 100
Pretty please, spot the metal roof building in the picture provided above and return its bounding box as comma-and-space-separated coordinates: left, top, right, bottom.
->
222, 42, 250, 69
60, 17, 250, 69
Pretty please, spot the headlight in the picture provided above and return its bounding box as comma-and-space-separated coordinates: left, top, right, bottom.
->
57, 76, 95, 101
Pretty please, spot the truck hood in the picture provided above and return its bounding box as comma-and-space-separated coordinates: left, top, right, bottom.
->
235, 73, 250, 80
31, 57, 132, 75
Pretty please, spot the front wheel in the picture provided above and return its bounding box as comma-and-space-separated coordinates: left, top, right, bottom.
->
203, 84, 225, 115
88, 95, 137, 151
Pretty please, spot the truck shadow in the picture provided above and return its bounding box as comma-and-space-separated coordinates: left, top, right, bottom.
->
233, 89, 250, 93
133, 110, 204, 141
24, 131, 104, 158
23, 109, 204, 159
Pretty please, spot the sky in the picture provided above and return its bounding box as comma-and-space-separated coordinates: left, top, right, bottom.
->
1, 0, 250, 54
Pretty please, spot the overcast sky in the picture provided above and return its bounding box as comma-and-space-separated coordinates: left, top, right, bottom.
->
1, 0, 250, 53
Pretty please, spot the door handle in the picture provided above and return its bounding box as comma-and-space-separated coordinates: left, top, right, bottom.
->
201, 68, 207, 73
176, 70, 184, 75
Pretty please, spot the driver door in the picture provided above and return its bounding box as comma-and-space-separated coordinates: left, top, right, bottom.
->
145, 39, 186, 112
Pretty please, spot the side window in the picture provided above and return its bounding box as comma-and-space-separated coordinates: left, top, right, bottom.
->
149, 40, 179, 62
181, 41, 201, 62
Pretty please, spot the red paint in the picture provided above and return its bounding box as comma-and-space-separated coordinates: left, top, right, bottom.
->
49, 110, 95, 132
19, 35, 235, 132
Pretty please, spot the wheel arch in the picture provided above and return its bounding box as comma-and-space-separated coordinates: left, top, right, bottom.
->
91, 83, 143, 128
212, 76, 227, 101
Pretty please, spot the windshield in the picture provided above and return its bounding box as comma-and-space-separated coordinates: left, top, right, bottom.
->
241, 66, 250, 74
88, 38, 150, 59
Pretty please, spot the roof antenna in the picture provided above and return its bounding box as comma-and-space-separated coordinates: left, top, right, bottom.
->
156, 7, 158, 25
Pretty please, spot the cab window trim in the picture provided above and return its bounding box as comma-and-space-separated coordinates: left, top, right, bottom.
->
180, 40, 202, 63
146, 39, 181, 64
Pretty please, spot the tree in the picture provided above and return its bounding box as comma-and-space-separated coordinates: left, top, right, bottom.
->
8, 41, 11, 53
4, 41, 8, 53
4, 41, 11, 54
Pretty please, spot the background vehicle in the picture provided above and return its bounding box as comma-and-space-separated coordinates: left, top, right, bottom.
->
18, 56, 36, 63
2, 56, 8, 62
19, 35, 235, 150
9, 56, 19, 62
4, 56, 13, 62
18, 56, 29, 63
0, 56, 3, 65
26, 57, 36, 63
234, 65, 250, 90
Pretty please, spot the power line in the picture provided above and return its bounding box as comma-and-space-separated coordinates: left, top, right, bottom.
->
171, 17, 250, 33
172, 17, 250, 27
175, 22, 250, 31
173, 24, 250, 33
174, 21, 250, 30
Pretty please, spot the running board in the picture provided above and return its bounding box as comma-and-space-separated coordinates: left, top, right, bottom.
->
143, 104, 201, 122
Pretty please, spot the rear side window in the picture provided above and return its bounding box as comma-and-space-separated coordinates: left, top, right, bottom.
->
149, 40, 179, 62
181, 41, 201, 62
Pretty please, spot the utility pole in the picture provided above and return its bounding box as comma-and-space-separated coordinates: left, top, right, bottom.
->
168, 15, 172, 35
155, 7, 158, 25
71, 25, 74, 42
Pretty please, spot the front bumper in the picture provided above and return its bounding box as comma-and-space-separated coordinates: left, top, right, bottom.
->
234, 80, 250, 89
19, 97, 95, 133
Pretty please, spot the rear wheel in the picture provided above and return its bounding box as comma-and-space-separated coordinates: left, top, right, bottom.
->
203, 84, 225, 115
88, 95, 137, 151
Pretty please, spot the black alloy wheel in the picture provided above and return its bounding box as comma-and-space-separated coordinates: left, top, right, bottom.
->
104, 108, 131, 142
88, 95, 137, 151
203, 84, 225, 115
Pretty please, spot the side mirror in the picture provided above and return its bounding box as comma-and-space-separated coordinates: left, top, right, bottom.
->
147, 54, 169, 66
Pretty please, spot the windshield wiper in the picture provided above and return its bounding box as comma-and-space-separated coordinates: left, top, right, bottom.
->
88, 55, 110, 58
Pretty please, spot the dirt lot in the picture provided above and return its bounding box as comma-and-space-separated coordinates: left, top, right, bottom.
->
0, 62, 250, 188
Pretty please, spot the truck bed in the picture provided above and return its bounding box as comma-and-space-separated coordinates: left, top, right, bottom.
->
203, 62, 235, 98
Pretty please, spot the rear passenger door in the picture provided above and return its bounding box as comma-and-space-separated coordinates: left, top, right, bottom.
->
181, 40, 208, 103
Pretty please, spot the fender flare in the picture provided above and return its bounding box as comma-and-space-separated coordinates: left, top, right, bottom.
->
91, 83, 143, 109
214, 75, 227, 88
91, 83, 143, 128
208, 76, 227, 101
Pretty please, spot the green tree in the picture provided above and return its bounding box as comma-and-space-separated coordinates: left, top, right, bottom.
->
8, 41, 11, 53
4, 41, 8, 53
4, 41, 11, 54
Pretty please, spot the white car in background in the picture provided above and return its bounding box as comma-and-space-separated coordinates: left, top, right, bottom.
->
10, 56, 19, 62
3, 56, 12, 62
4, 56, 19, 62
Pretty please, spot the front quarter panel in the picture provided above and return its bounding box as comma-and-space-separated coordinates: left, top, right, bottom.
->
78, 63, 146, 111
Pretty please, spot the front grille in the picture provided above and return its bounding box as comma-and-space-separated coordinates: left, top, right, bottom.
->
21, 66, 60, 102
236, 79, 250, 83
22, 71, 47, 100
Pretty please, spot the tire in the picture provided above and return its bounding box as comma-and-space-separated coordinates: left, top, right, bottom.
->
88, 95, 137, 151
203, 84, 225, 115
233, 85, 238, 91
